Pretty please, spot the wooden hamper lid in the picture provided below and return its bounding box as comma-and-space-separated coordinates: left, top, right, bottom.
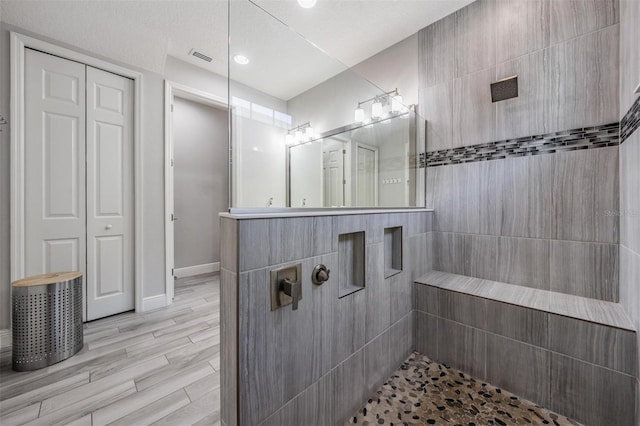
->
12, 271, 83, 287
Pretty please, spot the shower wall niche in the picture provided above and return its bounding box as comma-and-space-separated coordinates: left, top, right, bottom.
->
338, 232, 365, 298
384, 226, 403, 278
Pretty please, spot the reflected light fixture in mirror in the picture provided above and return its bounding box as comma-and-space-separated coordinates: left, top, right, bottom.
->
233, 54, 250, 65
285, 133, 295, 145
354, 106, 365, 123
391, 93, 403, 113
305, 125, 314, 140
371, 99, 383, 119
298, 0, 317, 8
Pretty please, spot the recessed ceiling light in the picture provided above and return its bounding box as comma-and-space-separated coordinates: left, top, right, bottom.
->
233, 54, 250, 65
297, 0, 316, 8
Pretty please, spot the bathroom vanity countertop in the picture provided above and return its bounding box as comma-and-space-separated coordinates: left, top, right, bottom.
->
220, 208, 434, 220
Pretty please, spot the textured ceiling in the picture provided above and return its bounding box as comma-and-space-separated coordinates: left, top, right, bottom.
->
0, 0, 472, 100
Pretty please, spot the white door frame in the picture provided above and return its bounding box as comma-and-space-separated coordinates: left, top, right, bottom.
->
10, 31, 145, 315
164, 81, 227, 303
355, 142, 379, 206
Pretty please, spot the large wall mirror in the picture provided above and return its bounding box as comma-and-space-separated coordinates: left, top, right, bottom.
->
228, 0, 426, 210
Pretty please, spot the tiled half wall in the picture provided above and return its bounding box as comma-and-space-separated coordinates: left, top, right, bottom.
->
220, 211, 433, 426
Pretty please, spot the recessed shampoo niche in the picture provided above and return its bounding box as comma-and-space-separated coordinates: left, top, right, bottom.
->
338, 232, 365, 298
384, 226, 403, 278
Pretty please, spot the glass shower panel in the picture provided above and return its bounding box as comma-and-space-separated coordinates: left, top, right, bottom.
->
228, 0, 426, 209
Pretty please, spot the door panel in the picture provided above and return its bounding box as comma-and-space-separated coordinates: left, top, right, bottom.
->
322, 140, 344, 207
44, 238, 80, 272
25, 49, 86, 278
86, 66, 134, 320
357, 146, 376, 207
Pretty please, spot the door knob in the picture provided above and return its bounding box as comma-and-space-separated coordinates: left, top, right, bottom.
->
105, 224, 113, 230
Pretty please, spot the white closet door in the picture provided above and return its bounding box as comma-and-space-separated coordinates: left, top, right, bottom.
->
85, 66, 134, 320
24, 49, 87, 278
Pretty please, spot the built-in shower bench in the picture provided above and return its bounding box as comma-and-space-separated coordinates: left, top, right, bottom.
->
415, 270, 635, 331
413, 270, 637, 426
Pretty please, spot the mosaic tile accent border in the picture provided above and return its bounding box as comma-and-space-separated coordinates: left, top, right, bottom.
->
621, 95, 640, 143
425, 123, 619, 167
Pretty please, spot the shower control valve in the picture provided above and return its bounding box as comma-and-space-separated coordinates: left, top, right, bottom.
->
311, 264, 330, 286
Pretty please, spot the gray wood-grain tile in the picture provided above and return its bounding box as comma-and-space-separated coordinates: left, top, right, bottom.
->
619, 0, 640, 115
364, 330, 391, 396
546, 25, 619, 133
495, 49, 547, 140
501, 154, 555, 239
220, 217, 238, 272
414, 282, 439, 316
550, 353, 636, 426
549, 314, 636, 376
390, 313, 415, 371
485, 300, 549, 348
452, 67, 496, 148
270, 216, 333, 266
238, 268, 284, 425
414, 311, 438, 361
486, 334, 550, 408
423, 81, 454, 152
553, 147, 619, 244
419, 12, 456, 87
365, 243, 390, 341
437, 318, 486, 381
283, 253, 338, 401
220, 269, 237, 426
278, 373, 333, 426
620, 132, 640, 254
331, 279, 366, 368
496, 0, 549, 64
390, 272, 412, 326
331, 350, 366, 425
550, 0, 619, 45
438, 290, 486, 329
550, 241, 619, 301
497, 236, 550, 290
455, 0, 496, 77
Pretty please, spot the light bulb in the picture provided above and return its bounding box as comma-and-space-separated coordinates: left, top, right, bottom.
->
297, 0, 316, 8
354, 107, 365, 123
233, 54, 250, 65
295, 129, 303, 142
285, 133, 294, 145
371, 101, 383, 119
305, 126, 314, 140
391, 94, 403, 113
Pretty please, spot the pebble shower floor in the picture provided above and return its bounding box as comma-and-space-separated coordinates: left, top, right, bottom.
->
348, 352, 579, 426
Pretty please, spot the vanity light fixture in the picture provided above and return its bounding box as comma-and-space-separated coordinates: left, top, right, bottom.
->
371, 99, 383, 119
233, 54, 250, 65
355, 88, 404, 123
285, 121, 313, 145
297, 0, 317, 8
305, 125, 314, 140
391, 93, 403, 113
285, 133, 295, 145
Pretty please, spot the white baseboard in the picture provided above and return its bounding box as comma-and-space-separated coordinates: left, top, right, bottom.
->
174, 262, 219, 278
0, 329, 11, 349
142, 294, 168, 312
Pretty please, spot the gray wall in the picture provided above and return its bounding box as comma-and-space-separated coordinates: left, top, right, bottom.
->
220, 211, 433, 426
173, 97, 228, 268
424, 0, 621, 301
0, 22, 10, 331
619, 0, 640, 423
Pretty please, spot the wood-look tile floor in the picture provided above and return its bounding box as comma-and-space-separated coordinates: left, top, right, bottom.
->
0, 273, 221, 426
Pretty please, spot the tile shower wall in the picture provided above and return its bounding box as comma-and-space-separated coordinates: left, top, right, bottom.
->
421, 0, 621, 302
220, 211, 433, 426
619, 1, 640, 424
